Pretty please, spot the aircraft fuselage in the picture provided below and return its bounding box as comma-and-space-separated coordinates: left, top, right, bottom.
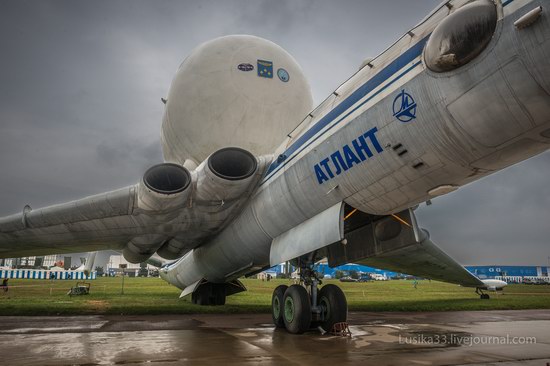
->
162, 0, 550, 289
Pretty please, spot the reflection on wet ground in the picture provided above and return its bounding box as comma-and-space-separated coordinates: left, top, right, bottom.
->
0, 310, 549, 365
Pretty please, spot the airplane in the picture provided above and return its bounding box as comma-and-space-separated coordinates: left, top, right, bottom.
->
476, 279, 508, 299
1, 0, 549, 334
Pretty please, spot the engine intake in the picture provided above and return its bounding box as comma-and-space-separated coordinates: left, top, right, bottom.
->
195, 147, 259, 205
143, 163, 191, 194
137, 163, 192, 212
208, 147, 257, 181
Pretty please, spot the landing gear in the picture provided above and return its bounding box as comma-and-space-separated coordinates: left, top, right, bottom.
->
476, 287, 490, 300
272, 285, 288, 328
192, 283, 226, 305
271, 260, 348, 334
283, 285, 311, 334
318, 284, 347, 331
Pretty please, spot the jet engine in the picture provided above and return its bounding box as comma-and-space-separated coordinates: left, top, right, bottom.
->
137, 163, 192, 212
123, 163, 192, 263
194, 147, 258, 206
156, 147, 261, 259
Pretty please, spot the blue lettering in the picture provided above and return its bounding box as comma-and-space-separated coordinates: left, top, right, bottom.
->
314, 164, 329, 184
352, 135, 373, 160
330, 151, 348, 175
319, 158, 334, 178
313, 127, 384, 184
364, 127, 383, 153
342, 144, 361, 168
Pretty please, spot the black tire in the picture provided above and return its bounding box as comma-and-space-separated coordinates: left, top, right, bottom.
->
214, 292, 226, 305
212, 284, 226, 305
481, 293, 490, 300
283, 285, 311, 334
192, 286, 210, 305
318, 284, 347, 332
272, 285, 288, 328
192, 284, 226, 306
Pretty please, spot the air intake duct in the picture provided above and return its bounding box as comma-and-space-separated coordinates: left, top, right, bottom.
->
137, 163, 192, 211
208, 147, 257, 181
195, 147, 258, 204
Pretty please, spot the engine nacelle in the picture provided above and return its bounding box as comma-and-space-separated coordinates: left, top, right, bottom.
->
155, 147, 260, 260
137, 163, 192, 212
194, 147, 258, 205
123, 234, 168, 264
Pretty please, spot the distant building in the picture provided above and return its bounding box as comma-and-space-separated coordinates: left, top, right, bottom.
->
261, 263, 550, 283
106, 254, 157, 277
1, 255, 61, 268
0, 267, 96, 280
261, 262, 399, 279
466, 265, 550, 283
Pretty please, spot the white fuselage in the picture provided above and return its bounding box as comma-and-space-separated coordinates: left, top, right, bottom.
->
162, 0, 550, 290
480, 279, 508, 290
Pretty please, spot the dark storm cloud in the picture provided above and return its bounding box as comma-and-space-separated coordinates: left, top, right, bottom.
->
0, 0, 548, 265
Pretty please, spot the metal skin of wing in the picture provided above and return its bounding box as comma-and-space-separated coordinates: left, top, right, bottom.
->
1, 0, 550, 309
0, 148, 272, 263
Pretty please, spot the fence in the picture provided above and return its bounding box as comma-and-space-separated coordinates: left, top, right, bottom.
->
0, 269, 96, 280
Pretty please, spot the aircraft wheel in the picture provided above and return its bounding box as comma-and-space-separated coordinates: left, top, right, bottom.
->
318, 284, 348, 332
192, 286, 211, 305
480, 293, 490, 300
212, 284, 226, 305
214, 292, 226, 305
272, 285, 288, 328
283, 285, 311, 334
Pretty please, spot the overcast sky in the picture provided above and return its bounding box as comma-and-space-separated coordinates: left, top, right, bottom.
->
0, 0, 548, 266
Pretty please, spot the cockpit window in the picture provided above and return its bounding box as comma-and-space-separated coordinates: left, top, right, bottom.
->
424, 0, 497, 73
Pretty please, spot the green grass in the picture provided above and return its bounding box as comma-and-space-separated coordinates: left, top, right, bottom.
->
1, 277, 549, 315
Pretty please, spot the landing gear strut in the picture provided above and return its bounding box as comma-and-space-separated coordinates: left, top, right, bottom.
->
271, 260, 348, 334
476, 287, 490, 299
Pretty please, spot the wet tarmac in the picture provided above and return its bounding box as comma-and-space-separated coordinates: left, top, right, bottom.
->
0, 310, 549, 365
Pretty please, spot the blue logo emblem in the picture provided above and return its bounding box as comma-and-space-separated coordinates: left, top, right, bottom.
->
392, 89, 417, 123
257, 60, 273, 78
277, 68, 289, 82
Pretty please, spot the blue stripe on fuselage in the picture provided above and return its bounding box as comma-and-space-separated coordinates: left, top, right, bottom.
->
261, 0, 515, 185
261, 37, 428, 184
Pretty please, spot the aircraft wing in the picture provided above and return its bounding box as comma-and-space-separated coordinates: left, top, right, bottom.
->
0, 187, 135, 258
270, 203, 484, 288
355, 234, 484, 287
0, 148, 270, 262
329, 208, 484, 287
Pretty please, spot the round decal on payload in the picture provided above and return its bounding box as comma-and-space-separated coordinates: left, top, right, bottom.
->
277, 68, 290, 82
